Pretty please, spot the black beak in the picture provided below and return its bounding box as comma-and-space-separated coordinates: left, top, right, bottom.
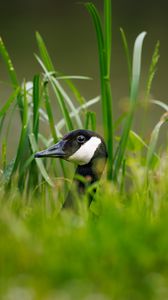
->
34, 140, 66, 158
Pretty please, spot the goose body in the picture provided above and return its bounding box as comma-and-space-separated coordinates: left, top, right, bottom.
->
35, 129, 108, 207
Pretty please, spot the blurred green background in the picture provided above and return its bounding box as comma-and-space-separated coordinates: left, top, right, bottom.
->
0, 0, 168, 156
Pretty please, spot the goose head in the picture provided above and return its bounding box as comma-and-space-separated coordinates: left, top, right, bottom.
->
35, 129, 108, 174
35, 129, 108, 207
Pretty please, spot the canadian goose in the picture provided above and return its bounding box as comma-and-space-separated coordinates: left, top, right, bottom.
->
34, 129, 108, 208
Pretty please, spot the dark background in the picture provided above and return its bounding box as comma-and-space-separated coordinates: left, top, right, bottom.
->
0, 0, 168, 153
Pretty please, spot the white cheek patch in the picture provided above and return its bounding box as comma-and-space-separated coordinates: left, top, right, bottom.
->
68, 137, 101, 165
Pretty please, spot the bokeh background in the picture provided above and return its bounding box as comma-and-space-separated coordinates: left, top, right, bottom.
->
0, 0, 168, 157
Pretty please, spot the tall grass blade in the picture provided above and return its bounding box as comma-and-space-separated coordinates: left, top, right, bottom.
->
0, 37, 23, 119
102, 0, 113, 178
141, 42, 160, 137
104, 0, 112, 77
53, 84, 74, 131
146, 121, 163, 169
36, 32, 55, 72
113, 32, 146, 181
43, 84, 58, 143
51, 76, 80, 129
90, 112, 96, 131
0, 37, 18, 87
29, 133, 54, 187
145, 41, 160, 99
26, 76, 41, 190
43, 84, 67, 179
2, 85, 29, 186
84, 112, 90, 130
146, 113, 168, 169
33, 75, 40, 141
85, 2, 106, 132
84, 111, 96, 131
35, 34, 83, 128
35, 55, 77, 130
1, 159, 15, 184
120, 28, 131, 87
130, 32, 147, 105
12, 83, 29, 174
1, 103, 17, 142
85, 1, 113, 179
0, 88, 19, 118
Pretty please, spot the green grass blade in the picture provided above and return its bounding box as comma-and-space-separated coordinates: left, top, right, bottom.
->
84, 111, 96, 131
1, 159, 15, 184
140, 41, 160, 138
105, 81, 113, 179
145, 41, 160, 99
33, 75, 40, 141
43, 84, 58, 143
113, 32, 146, 181
85, 2, 113, 179
29, 133, 54, 187
90, 112, 96, 131
146, 113, 168, 169
84, 112, 90, 130
0, 37, 19, 87
36, 32, 55, 72
0, 88, 19, 118
51, 76, 81, 128
51, 82, 74, 131
35, 46, 72, 177
43, 84, 68, 179
12, 83, 29, 174
85, 3, 105, 73
104, 0, 112, 77
1, 103, 17, 143
2, 85, 29, 186
85, 2, 107, 126
130, 32, 147, 105
36, 33, 75, 128
35, 34, 83, 127
0, 37, 24, 119
146, 121, 163, 169
27, 76, 41, 190
120, 28, 132, 87
0, 37, 23, 113
35, 55, 78, 130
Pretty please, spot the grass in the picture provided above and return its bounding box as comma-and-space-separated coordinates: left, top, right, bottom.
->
1, 170, 168, 300
0, 0, 168, 299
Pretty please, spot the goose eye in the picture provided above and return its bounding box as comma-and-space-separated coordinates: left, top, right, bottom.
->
77, 135, 85, 144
